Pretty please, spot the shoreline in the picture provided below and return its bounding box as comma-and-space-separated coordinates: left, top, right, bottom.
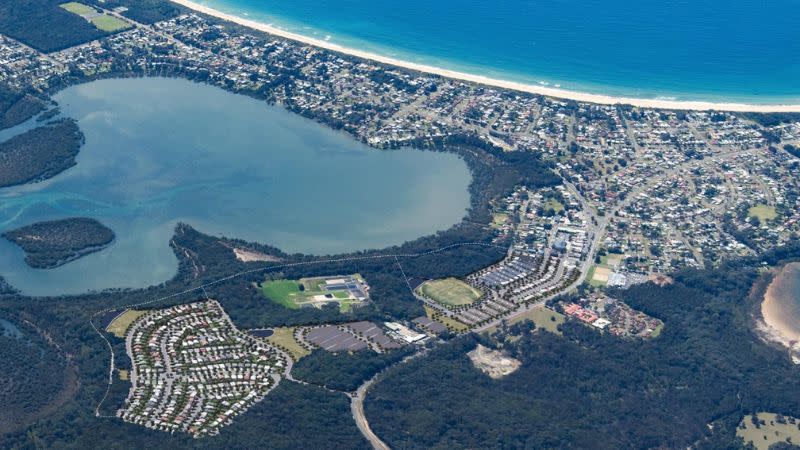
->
170, 0, 800, 113
759, 263, 800, 360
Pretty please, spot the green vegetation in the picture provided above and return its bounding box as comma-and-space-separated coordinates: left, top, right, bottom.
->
260, 276, 365, 312
261, 280, 302, 309
417, 278, 481, 307
89, 15, 130, 32
266, 327, 309, 360
0, 0, 107, 52
3, 218, 115, 269
0, 84, 46, 131
0, 318, 72, 435
292, 347, 414, 392
59, 1, 95, 15
105, 310, 145, 338
365, 250, 800, 448
424, 305, 469, 332
737, 412, 800, 450
545, 198, 564, 213
0, 119, 83, 188
749, 204, 778, 222
490, 212, 509, 229
507, 306, 565, 335
86, 0, 179, 24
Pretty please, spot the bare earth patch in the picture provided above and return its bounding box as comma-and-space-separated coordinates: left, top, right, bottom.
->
233, 247, 280, 262
468, 344, 521, 379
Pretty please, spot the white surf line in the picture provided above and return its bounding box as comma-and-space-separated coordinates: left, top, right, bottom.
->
90, 241, 507, 416
170, 0, 800, 113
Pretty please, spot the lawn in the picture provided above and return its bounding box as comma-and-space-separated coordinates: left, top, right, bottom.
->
544, 198, 564, 213
737, 412, 800, 450
509, 306, 565, 335
748, 204, 777, 222
90, 15, 130, 32
587, 265, 610, 287
424, 305, 469, 332
59, 2, 96, 15
491, 212, 509, 229
261, 277, 364, 312
261, 279, 302, 309
418, 278, 481, 307
266, 327, 310, 361
106, 309, 146, 338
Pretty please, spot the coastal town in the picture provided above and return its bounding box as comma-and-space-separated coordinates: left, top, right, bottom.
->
2, 1, 800, 444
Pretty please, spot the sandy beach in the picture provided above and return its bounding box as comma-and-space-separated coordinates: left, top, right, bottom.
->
760, 263, 800, 355
170, 0, 800, 113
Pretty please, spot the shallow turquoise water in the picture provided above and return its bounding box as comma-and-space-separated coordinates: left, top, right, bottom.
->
200, 0, 800, 103
0, 78, 470, 296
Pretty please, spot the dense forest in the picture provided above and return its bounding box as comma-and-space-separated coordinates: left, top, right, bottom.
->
3, 218, 115, 269
364, 245, 800, 449
0, 0, 107, 53
0, 119, 83, 188
0, 316, 73, 435
86, 0, 181, 24
292, 347, 415, 392
0, 84, 46, 131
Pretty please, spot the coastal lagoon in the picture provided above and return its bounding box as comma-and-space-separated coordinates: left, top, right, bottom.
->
0, 77, 471, 296
199, 0, 800, 103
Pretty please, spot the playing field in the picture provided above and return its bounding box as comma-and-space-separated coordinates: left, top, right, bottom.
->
90, 15, 130, 32
418, 278, 481, 306
60, 2, 96, 15
261, 276, 366, 312
106, 309, 146, 338
748, 204, 777, 222
261, 279, 302, 309
266, 327, 310, 360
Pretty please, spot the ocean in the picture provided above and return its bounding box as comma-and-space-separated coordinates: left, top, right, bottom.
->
197, 0, 800, 104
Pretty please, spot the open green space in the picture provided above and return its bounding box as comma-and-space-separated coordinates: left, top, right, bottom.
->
417, 278, 481, 307
261, 280, 302, 309
59, 2, 96, 15
545, 198, 564, 213
266, 327, 310, 361
105, 309, 145, 338
260, 276, 365, 313
748, 204, 777, 222
424, 305, 469, 332
90, 15, 130, 32
737, 412, 800, 450
491, 212, 509, 229
509, 306, 565, 335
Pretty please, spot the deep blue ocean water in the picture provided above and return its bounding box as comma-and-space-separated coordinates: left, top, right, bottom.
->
200, 0, 800, 103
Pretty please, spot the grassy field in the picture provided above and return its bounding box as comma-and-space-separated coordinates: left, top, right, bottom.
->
106, 309, 146, 338
118, 369, 129, 381
491, 212, 509, 229
60, 2, 95, 15
418, 278, 481, 307
90, 15, 130, 32
261, 277, 364, 312
737, 412, 800, 450
749, 204, 778, 222
587, 265, 609, 287
261, 279, 302, 309
510, 306, 565, 335
545, 198, 564, 213
424, 306, 469, 332
266, 327, 310, 361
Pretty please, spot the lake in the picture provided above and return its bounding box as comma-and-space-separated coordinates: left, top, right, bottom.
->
0, 77, 471, 296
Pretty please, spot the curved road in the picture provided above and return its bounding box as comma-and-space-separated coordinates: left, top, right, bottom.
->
351, 374, 390, 450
